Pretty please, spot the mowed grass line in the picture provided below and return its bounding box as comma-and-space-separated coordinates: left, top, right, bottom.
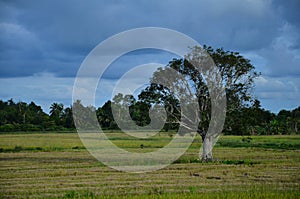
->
1, 132, 299, 152
0, 133, 299, 198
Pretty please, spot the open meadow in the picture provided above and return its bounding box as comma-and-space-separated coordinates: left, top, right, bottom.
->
0, 132, 299, 198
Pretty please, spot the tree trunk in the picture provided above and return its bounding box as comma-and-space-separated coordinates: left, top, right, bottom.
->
201, 135, 213, 162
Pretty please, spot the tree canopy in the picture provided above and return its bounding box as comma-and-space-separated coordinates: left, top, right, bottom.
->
137, 46, 260, 161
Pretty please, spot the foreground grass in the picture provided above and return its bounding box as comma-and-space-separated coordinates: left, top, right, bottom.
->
59, 188, 300, 199
0, 132, 299, 198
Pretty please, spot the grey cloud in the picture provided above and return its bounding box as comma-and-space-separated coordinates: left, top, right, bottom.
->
274, 0, 300, 27
0, 1, 286, 64
0, 73, 74, 112
0, 0, 299, 112
255, 76, 300, 112
257, 23, 300, 78
272, 0, 300, 50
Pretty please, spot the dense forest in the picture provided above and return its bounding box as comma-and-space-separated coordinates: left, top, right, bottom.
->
0, 98, 299, 135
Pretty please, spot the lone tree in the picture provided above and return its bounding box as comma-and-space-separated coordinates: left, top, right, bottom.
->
138, 46, 259, 161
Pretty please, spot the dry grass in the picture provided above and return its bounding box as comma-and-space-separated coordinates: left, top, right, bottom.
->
0, 133, 299, 198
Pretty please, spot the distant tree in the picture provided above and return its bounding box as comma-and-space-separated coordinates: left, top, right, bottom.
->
72, 100, 97, 130
130, 101, 151, 127
16, 102, 27, 124
276, 107, 300, 133
111, 93, 139, 130
112, 93, 135, 120
0, 99, 50, 131
97, 100, 116, 129
49, 103, 64, 126
0, 100, 7, 125
61, 107, 75, 129
5, 99, 17, 124
291, 107, 300, 133
226, 100, 274, 135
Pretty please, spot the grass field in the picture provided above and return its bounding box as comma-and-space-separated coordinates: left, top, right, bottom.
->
0, 132, 299, 198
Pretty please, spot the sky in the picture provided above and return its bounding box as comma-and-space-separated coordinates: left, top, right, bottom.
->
0, 0, 299, 113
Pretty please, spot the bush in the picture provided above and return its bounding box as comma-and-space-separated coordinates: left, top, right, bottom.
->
0, 124, 15, 132
14, 146, 23, 152
20, 124, 42, 131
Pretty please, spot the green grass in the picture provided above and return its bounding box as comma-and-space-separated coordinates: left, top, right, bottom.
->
1, 132, 299, 152
0, 132, 299, 198
58, 188, 300, 199
216, 135, 300, 150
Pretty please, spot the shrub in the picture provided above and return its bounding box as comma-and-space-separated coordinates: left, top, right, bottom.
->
0, 124, 15, 132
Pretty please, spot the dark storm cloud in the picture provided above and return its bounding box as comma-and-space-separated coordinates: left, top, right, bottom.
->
274, 0, 300, 27
0, 0, 291, 78
0, 0, 299, 112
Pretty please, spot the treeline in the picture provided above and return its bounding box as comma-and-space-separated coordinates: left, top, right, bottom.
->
0, 99, 74, 132
224, 100, 300, 135
0, 98, 299, 135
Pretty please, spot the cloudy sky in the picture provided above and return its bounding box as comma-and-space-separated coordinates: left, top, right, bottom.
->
0, 0, 299, 113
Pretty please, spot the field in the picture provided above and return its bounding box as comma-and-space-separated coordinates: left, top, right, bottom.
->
0, 132, 299, 198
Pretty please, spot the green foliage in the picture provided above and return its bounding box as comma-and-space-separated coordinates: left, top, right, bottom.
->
0, 99, 75, 132
62, 190, 96, 199
221, 160, 259, 165
0, 98, 299, 134
0, 124, 15, 132
217, 136, 300, 150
